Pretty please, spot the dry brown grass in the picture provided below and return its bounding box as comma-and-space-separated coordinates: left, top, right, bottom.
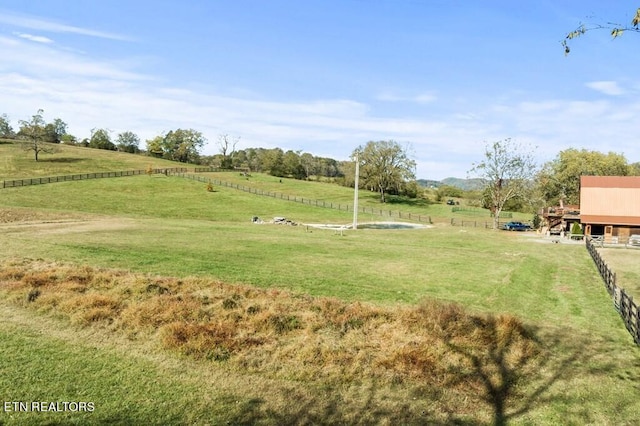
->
0, 258, 544, 417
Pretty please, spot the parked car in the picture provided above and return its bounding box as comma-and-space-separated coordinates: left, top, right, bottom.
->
502, 221, 531, 231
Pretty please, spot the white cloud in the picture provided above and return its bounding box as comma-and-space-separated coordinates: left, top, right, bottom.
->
14, 32, 53, 44
2, 21, 640, 180
585, 81, 625, 96
0, 10, 131, 41
376, 91, 437, 104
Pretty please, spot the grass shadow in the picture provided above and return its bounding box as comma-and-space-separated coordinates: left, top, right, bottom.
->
226, 384, 473, 425
38, 158, 84, 163
439, 316, 591, 426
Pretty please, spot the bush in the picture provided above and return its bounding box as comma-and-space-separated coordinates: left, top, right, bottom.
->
570, 222, 583, 235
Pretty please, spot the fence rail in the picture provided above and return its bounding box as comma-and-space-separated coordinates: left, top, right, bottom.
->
0, 168, 189, 188
2, 168, 433, 224
175, 172, 433, 223
586, 237, 640, 345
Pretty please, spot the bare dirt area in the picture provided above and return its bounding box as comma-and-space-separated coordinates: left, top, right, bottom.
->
0, 208, 136, 234
0, 207, 84, 224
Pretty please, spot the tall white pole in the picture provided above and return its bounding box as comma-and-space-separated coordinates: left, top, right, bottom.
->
353, 154, 359, 230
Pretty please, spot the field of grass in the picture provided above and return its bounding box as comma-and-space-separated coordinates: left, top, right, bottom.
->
598, 247, 640, 300
1, 153, 639, 424
0, 139, 180, 180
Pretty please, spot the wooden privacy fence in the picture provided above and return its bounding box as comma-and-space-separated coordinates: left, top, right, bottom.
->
0, 168, 189, 189
586, 237, 640, 345
174, 172, 433, 224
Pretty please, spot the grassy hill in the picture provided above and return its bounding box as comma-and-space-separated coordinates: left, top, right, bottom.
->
0, 139, 180, 179
0, 145, 639, 424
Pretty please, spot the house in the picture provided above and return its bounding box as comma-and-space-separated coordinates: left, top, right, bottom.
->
540, 199, 580, 235
580, 176, 640, 242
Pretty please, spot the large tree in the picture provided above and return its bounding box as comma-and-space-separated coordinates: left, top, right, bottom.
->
262, 148, 285, 177
116, 131, 141, 153
469, 138, 538, 229
149, 129, 206, 163
353, 140, 416, 203
537, 149, 630, 205
18, 109, 55, 161
0, 113, 15, 139
217, 134, 239, 169
89, 128, 116, 150
43, 118, 68, 143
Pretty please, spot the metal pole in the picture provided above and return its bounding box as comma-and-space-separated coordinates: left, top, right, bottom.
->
353, 154, 359, 230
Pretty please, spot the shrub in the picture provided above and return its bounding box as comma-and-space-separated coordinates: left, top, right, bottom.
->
570, 222, 583, 235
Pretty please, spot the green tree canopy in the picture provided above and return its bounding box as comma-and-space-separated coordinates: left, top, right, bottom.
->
116, 131, 141, 153
262, 148, 285, 177
537, 149, 630, 205
17, 109, 56, 161
42, 118, 68, 143
353, 140, 416, 203
89, 128, 116, 151
144, 130, 205, 163
0, 113, 15, 139
469, 138, 538, 229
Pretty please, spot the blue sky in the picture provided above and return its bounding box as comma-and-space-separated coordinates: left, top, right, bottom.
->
1, 1, 639, 180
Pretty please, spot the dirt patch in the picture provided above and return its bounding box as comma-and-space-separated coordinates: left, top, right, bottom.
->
0, 207, 85, 224
0, 208, 136, 235
0, 217, 137, 235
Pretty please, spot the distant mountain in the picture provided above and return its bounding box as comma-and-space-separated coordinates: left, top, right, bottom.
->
416, 179, 442, 188
417, 177, 484, 191
441, 177, 484, 191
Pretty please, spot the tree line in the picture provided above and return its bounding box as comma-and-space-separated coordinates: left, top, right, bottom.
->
3, 110, 639, 213
0, 110, 417, 202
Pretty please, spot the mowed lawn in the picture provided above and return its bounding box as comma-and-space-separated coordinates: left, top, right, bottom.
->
1, 174, 639, 424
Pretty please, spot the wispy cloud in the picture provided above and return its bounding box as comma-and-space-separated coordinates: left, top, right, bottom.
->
2, 9, 640, 179
586, 81, 625, 96
0, 35, 148, 81
0, 10, 131, 41
376, 91, 437, 104
14, 32, 53, 44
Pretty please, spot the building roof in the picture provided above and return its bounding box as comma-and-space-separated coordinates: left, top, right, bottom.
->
580, 176, 640, 226
581, 175, 640, 188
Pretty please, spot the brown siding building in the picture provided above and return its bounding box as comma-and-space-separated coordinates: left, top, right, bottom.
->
580, 176, 640, 241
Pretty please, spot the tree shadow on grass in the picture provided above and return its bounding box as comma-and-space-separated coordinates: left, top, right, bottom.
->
38, 157, 83, 163
384, 195, 432, 208
223, 321, 606, 425
438, 316, 595, 426
226, 385, 471, 426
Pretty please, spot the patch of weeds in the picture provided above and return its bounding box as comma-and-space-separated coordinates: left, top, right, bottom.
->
246, 305, 261, 315
342, 317, 364, 333
146, 283, 171, 295
222, 298, 238, 309
205, 346, 231, 361
27, 288, 41, 302
269, 314, 301, 334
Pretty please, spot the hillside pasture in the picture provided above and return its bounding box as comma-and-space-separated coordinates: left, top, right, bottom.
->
0, 167, 639, 423
0, 140, 182, 180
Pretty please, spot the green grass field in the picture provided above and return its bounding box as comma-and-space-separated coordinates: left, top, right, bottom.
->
1, 146, 639, 424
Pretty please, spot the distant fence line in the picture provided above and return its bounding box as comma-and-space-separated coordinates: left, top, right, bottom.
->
174, 172, 433, 224
0, 168, 192, 189
1, 168, 433, 224
586, 237, 640, 345
450, 218, 528, 229
451, 206, 513, 218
